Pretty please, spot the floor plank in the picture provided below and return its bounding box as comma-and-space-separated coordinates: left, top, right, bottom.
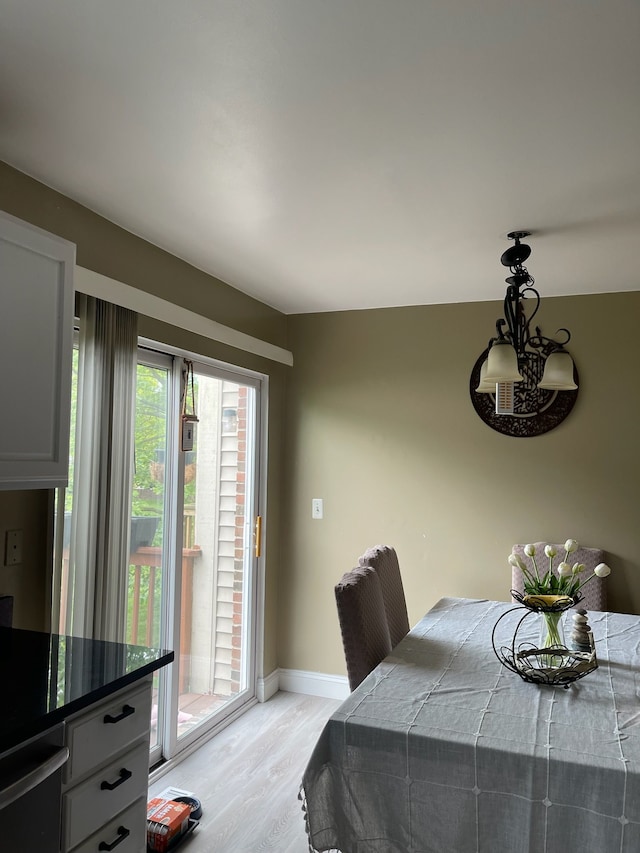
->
148, 691, 341, 853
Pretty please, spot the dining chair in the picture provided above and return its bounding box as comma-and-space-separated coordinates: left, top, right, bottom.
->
358, 545, 410, 648
511, 542, 608, 610
335, 566, 393, 691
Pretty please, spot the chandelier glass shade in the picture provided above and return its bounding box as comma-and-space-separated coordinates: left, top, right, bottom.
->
537, 350, 578, 390
484, 340, 524, 384
475, 360, 494, 394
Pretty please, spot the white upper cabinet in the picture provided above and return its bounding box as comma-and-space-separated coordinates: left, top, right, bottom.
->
0, 210, 75, 489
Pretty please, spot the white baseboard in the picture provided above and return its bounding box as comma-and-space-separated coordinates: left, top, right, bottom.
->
258, 668, 350, 701
257, 669, 280, 702
277, 668, 350, 700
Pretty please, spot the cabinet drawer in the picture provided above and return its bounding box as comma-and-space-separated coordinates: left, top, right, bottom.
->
70, 797, 147, 853
66, 683, 152, 783
63, 741, 149, 850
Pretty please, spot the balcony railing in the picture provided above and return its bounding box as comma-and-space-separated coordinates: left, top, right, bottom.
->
128, 545, 202, 693
60, 545, 202, 692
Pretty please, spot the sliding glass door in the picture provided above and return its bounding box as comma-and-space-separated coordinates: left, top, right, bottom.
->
129, 351, 262, 763
58, 340, 263, 765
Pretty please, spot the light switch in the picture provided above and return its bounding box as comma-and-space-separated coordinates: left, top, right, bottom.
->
312, 498, 323, 520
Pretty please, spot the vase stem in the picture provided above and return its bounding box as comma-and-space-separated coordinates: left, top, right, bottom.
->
539, 611, 567, 667
541, 612, 563, 647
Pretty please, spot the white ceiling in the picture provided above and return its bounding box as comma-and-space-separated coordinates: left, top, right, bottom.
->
1, 1, 639, 314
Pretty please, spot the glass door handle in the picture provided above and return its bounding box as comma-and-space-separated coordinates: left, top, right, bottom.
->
254, 516, 262, 558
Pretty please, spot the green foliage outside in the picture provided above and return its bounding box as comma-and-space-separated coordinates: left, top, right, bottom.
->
126, 365, 199, 645
127, 363, 169, 647
131, 363, 169, 523
65, 356, 200, 646
67, 359, 198, 531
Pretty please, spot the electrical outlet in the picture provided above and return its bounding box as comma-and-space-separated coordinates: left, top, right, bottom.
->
5, 530, 23, 566
312, 498, 323, 520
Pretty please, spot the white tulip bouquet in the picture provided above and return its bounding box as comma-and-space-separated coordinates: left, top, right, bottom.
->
509, 539, 611, 601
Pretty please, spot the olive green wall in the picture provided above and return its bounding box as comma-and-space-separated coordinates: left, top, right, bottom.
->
0, 162, 288, 677
280, 293, 640, 676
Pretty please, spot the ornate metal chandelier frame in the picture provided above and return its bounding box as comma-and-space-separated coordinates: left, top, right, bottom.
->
490, 230, 572, 369
469, 231, 579, 437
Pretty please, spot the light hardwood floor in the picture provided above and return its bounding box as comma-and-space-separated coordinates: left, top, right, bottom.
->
148, 691, 341, 853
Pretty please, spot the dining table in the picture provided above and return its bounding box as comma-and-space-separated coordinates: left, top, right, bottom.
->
301, 596, 640, 853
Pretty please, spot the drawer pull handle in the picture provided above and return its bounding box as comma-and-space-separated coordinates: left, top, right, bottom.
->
104, 703, 135, 724
98, 826, 130, 851
100, 768, 132, 790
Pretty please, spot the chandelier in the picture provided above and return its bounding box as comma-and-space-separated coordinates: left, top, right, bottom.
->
469, 231, 579, 437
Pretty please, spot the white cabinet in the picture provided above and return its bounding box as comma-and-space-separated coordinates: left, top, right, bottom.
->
62, 679, 153, 853
71, 798, 147, 853
0, 210, 75, 489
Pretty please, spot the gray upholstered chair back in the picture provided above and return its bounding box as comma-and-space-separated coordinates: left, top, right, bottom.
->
335, 567, 393, 691
359, 545, 410, 648
511, 542, 607, 611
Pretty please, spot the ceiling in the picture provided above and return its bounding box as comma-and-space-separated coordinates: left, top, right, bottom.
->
1, 1, 639, 314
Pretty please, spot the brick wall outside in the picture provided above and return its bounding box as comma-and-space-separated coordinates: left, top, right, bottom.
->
230, 386, 248, 691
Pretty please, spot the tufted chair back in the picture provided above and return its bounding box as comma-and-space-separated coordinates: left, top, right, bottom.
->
335, 567, 393, 691
511, 543, 608, 611
359, 545, 410, 648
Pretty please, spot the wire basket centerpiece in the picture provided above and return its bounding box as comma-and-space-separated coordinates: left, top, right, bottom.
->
492, 592, 597, 687
496, 539, 611, 687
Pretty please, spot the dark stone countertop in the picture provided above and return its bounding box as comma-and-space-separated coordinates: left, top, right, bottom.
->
0, 627, 174, 754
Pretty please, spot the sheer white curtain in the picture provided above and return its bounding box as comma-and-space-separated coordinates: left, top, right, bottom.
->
65, 295, 138, 641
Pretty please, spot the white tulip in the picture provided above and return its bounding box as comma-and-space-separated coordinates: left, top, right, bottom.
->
524, 544, 535, 557
564, 539, 578, 554
572, 562, 585, 575
545, 544, 557, 558
557, 561, 572, 578
509, 554, 526, 570
594, 563, 611, 578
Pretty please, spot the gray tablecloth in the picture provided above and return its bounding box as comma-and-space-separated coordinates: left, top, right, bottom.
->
301, 597, 640, 853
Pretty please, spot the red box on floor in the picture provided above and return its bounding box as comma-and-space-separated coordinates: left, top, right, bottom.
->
147, 797, 191, 852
